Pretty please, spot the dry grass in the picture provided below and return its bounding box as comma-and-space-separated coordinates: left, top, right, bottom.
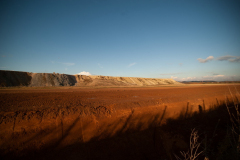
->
171, 87, 240, 160
175, 129, 203, 160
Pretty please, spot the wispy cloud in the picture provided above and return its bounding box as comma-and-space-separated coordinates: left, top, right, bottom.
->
197, 56, 214, 63
217, 55, 240, 62
182, 77, 197, 81
215, 75, 224, 77
160, 73, 182, 76
62, 62, 75, 66
170, 76, 197, 81
128, 62, 136, 67
98, 63, 103, 68
229, 58, 240, 62
77, 71, 91, 76
203, 75, 225, 78
51, 61, 75, 66
0, 54, 13, 58
0, 67, 6, 69
170, 76, 178, 79
168, 74, 240, 81
207, 72, 226, 76
175, 75, 240, 81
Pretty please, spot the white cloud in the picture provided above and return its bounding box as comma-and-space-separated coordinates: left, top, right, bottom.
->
170, 76, 197, 81
128, 62, 136, 67
197, 56, 214, 63
77, 71, 91, 75
217, 55, 240, 62
170, 76, 178, 79
182, 77, 197, 81
203, 75, 224, 78
202, 75, 226, 81
214, 75, 224, 77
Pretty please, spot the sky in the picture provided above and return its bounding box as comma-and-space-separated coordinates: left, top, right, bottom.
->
0, 0, 240, 81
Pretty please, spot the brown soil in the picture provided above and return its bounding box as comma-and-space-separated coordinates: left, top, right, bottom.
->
0, 84, 239, 159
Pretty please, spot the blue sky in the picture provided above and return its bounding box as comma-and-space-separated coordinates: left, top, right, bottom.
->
0, 0, 240, 81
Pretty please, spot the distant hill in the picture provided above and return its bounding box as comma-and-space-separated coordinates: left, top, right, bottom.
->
0, 70, 181, 87
181, 81, 240, 84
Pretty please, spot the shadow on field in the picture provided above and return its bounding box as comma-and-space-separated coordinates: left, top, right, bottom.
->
1, 98, 239, 160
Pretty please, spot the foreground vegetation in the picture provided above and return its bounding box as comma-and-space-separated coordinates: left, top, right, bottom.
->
166, 96, 240, 160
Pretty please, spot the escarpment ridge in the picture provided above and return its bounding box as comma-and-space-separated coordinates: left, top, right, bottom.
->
0, 70, 180, 87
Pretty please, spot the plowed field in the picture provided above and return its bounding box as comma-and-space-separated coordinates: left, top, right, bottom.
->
0, 84, 239, 160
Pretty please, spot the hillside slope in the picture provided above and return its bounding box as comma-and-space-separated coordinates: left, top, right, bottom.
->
0, 70, 180, 87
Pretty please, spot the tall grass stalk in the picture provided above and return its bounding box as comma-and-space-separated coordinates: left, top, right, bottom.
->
175, 129, 203, 160
226, 87, 240, 157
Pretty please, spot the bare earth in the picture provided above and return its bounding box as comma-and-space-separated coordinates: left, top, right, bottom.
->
0, 84, 239, 159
